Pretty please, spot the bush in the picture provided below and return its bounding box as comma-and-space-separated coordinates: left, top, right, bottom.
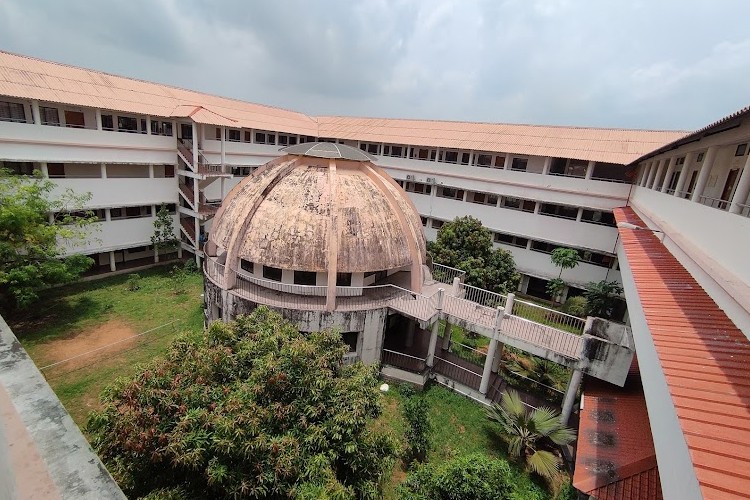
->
561, 296, 587, 317
126, 273, 141, 292
402, 396, 431, 466
398, 453, 517, 500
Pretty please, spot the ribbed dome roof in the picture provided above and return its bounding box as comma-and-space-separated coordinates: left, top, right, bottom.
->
209, 144, 426, 275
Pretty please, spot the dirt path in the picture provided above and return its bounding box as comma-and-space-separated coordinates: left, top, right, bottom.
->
35, 320, 138, 371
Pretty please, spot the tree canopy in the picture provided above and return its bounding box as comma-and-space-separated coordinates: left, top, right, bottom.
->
428, 216, 520, 293
151, 203, 178, 261
0, 169, 97, 311
584, 280, 624, 319
87, 307, 398, 499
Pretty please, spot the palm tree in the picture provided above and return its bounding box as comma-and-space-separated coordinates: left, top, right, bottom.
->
487, 390, 576, 479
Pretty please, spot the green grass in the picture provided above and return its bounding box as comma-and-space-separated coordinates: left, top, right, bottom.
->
376, 383, 555, 499
8, 265, 204, 425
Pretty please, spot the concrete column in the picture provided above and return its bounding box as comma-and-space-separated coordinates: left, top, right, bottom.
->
191, 122, 199, 167
660, 157, 676, 193
503, 155, 511, 170
561, 368, 583, 425
480, 337, 499, 394
505, 293, 515, 317
146, 116, 152, 135
638, 162, 650, 186
95, 109, 102, 130
148, 164, 154, 178
451, 276, 461, 296
645, 159, 660, 188
673, 152, 694, 197
575, 207, 583, 222
491, 343, 503, 373
542, 157, 552, 175
100, 163, 107, 179
220, 126, 226, 171
442, 321, 452, 350
729, 153, 750, 214
585, 160, 595, 180
39, 162, 48, 178
31, 100, 41, 125
533, 202, 540, 214
104, 208, 111, 222
405, 320, 415, 348
109, 251, 117, 272
691, 146, 719, 202
652, 159, 667, 191
426, 288, 445, 367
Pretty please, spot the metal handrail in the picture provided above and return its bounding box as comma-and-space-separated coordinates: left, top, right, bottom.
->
433, 356, 482, 380
510, 299, 585, 335
382, 349, 426, 363
461, 283, 507, 308
697, 195, 730, 210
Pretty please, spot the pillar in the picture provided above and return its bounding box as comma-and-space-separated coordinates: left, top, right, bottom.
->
645, 159, 660, 188
31, 100, 41, 125
451, 276, 461, 296
480, 306, 504, 395
146, 116, 152, 135
729, 153, 750, 214
575, 207, 583, 222
503, 155, 511, 170
426, 288, 445, 367
673, 152, 694, 198
100, 163, 107, 178
191, 122, 199, 167
585, 160, 595, 180
104, 208, 111, 222
652, 158, 667, 191
491, 343, 504, 373
660, 157, 676, 193
638, 162, 650, 186
504, 293, 515, 317
95, 109, 102, 130
39, 162, 48, 178
405, 320, 415, 348
220, 126, 226, 171
542, 157, 552, 175
691, 146, 718, 202
109, 251, 117, 272
561, 368, 583, 425
148, 164, 154, 178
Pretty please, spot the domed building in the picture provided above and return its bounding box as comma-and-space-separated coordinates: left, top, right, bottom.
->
203, 142, 428, 364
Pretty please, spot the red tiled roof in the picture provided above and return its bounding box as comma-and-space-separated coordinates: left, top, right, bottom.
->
613, 207, 750, 499
573, 358, 663, 500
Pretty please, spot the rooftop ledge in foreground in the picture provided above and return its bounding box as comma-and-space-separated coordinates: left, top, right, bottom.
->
0, 314, 125, 500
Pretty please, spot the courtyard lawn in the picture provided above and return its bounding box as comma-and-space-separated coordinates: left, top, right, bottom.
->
377, 383, 555, 499
8, 265, 205, 426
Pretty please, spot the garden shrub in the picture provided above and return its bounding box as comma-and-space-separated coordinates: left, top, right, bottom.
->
126, 273, 141, 292
561, 296, 587, 317
402, 396, 431, 466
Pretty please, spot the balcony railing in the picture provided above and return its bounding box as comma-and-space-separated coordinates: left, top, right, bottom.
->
697, 195, 731, 210
381, 349, 426, 373
460, 283, 507, 308
431, 263, 466, 284
433, 356, 482, 391
509, 299, 585, 335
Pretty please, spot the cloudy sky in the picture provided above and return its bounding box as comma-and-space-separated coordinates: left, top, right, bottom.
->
1, 0, 749, 131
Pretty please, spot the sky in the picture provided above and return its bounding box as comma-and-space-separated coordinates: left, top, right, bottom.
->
1, 0, 749, 131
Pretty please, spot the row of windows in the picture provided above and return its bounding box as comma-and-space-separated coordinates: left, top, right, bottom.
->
1, 161, 175, 179
54, 204, 175, 223
240, 259, 354, 286
218, 127, 316, 147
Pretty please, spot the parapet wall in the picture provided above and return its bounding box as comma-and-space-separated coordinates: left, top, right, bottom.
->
0, 314, 125, 499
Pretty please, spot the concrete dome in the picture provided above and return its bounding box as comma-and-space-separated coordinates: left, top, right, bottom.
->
208, 143, 426, 289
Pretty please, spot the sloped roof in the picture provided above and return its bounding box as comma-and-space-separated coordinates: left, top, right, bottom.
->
573, 358, 663, 500
0, 50, 687, 165
614, 207, 750, 499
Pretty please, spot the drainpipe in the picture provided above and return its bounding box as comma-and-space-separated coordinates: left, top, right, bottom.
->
561, 368, 583, 425
426, 288, 445, 367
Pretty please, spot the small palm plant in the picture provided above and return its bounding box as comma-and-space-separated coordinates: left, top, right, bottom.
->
487, 390, 576, 479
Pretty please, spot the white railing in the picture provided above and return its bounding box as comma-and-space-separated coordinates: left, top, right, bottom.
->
431, 263, 465, 285
204, 257, 226, 286
501, 315, 584, 359
433, 356, 482, 390
698, 195, 730, 210
510, 299, 585, 335
443, 294, 498, 330
237, 272, 327, 296
461, 283, 507, 308
448, 341, 487, 366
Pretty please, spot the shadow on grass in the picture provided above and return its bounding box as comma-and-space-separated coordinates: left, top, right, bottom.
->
10, 295, 103, 343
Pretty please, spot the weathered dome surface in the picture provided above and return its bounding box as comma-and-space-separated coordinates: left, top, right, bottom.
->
209, 145, 426, 274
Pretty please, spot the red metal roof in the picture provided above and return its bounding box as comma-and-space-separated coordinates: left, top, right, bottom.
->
573, 358, 663, 500
614, 207, 750, 499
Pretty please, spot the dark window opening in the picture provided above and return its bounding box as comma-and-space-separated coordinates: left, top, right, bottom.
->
336, 273, 352, 287
475, 154, 492, 167
40, 106, 60, 126
0, 101, 26, 122
263, 266, 283, 282
580, 210, 616, 227
294, 270, 317, 285
539, 203, 578, 219
117, 116, 138, 132
240, 259, 254, 273
101, 114, 114, 130
341, 332, 358, 353
735, 144, 747, 157
511, 158, 528, 171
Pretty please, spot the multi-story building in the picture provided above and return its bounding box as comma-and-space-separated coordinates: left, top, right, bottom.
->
1, 50, 749, 499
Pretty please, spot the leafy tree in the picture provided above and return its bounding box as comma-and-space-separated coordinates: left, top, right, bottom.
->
547, 248, 579, 304
584, 280, 624, 319
151, 203, 178, 262
0, 169, 97, 311
506, 356, 568, 392
87, 307, 397, 499
402, 395, 431, 466
561, 296, 588, 317
487, 390, 575, 479
545, 278, 566, 303
428, 216, 520, 293
398, 453, 519, 500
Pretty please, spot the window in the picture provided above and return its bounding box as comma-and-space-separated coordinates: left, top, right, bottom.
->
510, 158, 528, 172
580, 210, 616, 227
404, 182, 431, 195
0, 101, 26, 122
263, 266, 283, 281
40, 106, 60, 126
240, 259, 254, 273
676, 157, 685, 165
475, 154, 492, 167
117, 116, 138, 132
278, 134, 298, 146
228, 129, 240, 142
255, 132, 267, 144
414, 148, 430, 160
383, 145, 404, 157
494, 232, 528, 248
420, 216, 428, 226
494, 156, 505, 168
151, 120, 173, 136
591, 162, 629, 183
735, 144, 747, 157
431, 219, 445, 229
294, 270, 317, 285
232, 166, 253, 176
336, 273, 352, 286
359, 143, 380, 155
395, 179, 405, 187
140, 118, 147, 134
127, 246, 149, 254
530, 241, 557, 254
468, 191, 499, 206
579, 250, 616, 268
539, 203, 578, 219
436, 186, 464, 200
442, 151, 459, 164
215, 128, 221, 140
101, 114, 114, 130
696, 152, 704, 162
110, 208, 123, 219
550, 158, 587, 177
124, 205, 151, 218
341, 332, 358, 353
266, 133, 276, 145
47, 163, 65, 178
460, 152, 471, 165
64, 110, 86, 128
2, 161, 35, 176
500, 197, 535, 212
244, 131, 252, 142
